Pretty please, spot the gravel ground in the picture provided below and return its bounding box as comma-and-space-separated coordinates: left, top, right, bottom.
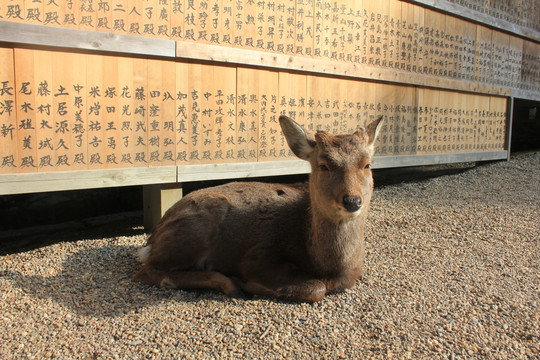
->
1, 152, 539, 360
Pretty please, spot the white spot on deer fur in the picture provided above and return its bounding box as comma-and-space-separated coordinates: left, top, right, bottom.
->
136, 245, 152, 263
160, 277, 175, 288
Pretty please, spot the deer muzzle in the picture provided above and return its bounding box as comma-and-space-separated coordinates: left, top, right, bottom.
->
342, 195, 362, 213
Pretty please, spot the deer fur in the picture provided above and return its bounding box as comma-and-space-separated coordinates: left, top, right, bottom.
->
134, 115, 383, 302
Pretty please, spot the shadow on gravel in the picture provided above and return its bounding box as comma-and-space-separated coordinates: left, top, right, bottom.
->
373, 162, 478, 187
0, 212, 144, 256
2, 244, 233, 318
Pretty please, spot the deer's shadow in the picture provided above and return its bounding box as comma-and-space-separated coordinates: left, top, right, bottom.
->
3, 243, 233, 318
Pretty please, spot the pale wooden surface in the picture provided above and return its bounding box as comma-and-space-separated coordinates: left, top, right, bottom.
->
0, 166, 177, 195
404, 0, 540, 42
143, 183, 183, 231
0, 21, 176, 57
0, 0, 536, 195
0, 151, 509, 195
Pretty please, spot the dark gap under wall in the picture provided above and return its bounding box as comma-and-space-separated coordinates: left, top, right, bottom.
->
511, 99, 540, 152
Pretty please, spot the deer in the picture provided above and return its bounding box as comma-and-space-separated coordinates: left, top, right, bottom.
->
134, 114, 383, 303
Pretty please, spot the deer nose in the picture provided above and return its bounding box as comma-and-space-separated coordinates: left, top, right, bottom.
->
343, 196, 362, 212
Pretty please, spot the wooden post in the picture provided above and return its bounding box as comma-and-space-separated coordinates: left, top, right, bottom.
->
505, 96, 514, 161
143, 183, 183, 231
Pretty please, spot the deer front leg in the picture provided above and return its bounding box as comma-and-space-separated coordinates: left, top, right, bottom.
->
134, 266, 245, 299
324, 268, 362, 294
236, 261, 327, 303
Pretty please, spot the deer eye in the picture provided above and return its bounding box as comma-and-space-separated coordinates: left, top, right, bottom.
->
318, 164, 329, 171
363, 163, 371, 170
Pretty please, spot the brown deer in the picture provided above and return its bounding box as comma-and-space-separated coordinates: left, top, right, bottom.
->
134, 115, 383, 302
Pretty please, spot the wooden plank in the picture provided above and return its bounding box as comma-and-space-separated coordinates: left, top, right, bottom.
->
147, 58, 177, 166
236, 67, 261, 162
313, 0, 328, 59
423, 8, 446, 79
22, 0, 44, 25
13, 48, 37, 172
307, 75, 335, 133
295, 0, 315, 57
0, 149, 509, 195
491, 31, 510, 88
102, 55, 121, 168
233, 0, 258, 50
153, 0, 172, 39
373, 150, 508, 168
143, 183, 183, 231
521, 39, 540, 93
2, 0, 25, 24
199, 64, 237, 163
183, 0, 201, 42
116, 56, 136, 167
507, 36, 523, 91
43, 0, 69, 30
0, 165, 178, 194
169, 0, 185, 40
78, 0, 97, 31
111, 0, 129, 35
475, 24, 492, 85
393, 85, 416, 155
420, 87, 440, 154
278, 71, 307, 159
278, 0, 296, 55
70, 52, 89, 170
0, 47, 17, 173
220, 0, 234, 46
489, 96, 507, 151
126, 0, 144, 37
252, 69, 279, 162
51, 51, 87, 171
174, 61, 190, 164
0, 20, 535, 98
461, 17, 477, 82
86, 53, 105, 169
185, 63, 203, 164
177, 159, 310, 182
402, 0, 540, 42
131, 57, 149, 167
33, 49, 57, 171
0, 21, 176, 57
175, 40, 513, 97
390, 0, 403, 71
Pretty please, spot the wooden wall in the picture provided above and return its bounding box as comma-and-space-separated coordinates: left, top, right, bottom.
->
0, 0, 538, 187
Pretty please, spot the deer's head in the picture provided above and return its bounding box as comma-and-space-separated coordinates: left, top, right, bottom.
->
280, 115, 383, 223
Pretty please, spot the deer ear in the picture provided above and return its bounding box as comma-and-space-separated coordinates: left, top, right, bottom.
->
279, 115, 316, 160
366, 115, 384, 155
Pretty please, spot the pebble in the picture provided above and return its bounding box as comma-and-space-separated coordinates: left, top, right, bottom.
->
0, 152, 539, 359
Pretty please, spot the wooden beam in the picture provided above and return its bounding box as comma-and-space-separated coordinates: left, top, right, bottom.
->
0, 166, 177, 195
175, 41, 512, 97
0, 21, 176, 58
143, 183, 183, 231
0, 21, 536, 99
0, 151, 510, 195
403, 0, 540, 42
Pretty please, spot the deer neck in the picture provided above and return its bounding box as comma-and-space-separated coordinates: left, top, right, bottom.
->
308, 206, 367, 277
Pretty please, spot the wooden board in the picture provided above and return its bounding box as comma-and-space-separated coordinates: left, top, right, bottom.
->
0, 46, 512, 176
0, 47, 17, 173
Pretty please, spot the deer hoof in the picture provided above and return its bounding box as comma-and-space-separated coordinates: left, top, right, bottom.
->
226, 288, 248, 299
160, 277, 176, 289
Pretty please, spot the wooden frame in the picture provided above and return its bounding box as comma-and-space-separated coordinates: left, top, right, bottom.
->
0, 0, 537, 201
1, 21, 538, 101
0, 21, 176, 58
403, 0, 540, 42
0, 150, 507, 195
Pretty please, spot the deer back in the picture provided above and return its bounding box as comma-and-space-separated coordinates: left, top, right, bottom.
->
146, 181, 313, 274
